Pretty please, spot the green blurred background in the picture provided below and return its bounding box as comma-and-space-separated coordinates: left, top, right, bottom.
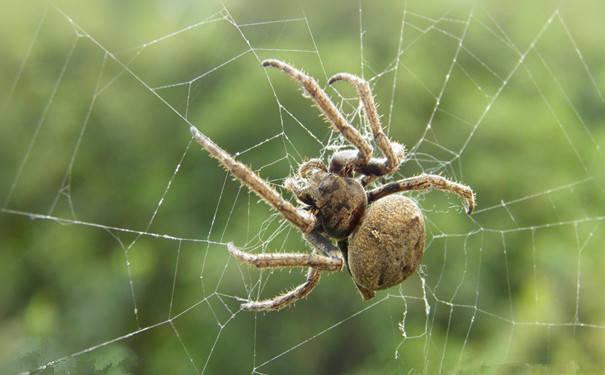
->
1, 0, 605, 374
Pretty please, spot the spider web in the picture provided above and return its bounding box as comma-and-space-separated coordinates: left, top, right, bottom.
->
2, 0, 605, 374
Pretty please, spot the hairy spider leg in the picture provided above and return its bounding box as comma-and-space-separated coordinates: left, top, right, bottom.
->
328, 72, 405, 177
227, 243, 343, 271
242, 267, 321, 311
190, 126, 316, 233
226, 231, 344, 311
262, 59, 373, 164
367, 173, 477, 214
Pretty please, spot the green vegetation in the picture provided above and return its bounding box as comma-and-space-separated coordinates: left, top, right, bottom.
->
1, 0, 604, 374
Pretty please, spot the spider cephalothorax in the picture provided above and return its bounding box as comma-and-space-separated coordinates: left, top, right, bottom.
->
190, 59, 476, 311
285, 161, 367, 239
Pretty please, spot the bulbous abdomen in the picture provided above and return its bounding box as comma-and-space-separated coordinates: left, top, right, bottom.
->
348, 195, 425, 291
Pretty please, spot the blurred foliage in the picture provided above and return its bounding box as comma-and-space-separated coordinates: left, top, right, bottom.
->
1, 0, 605, 374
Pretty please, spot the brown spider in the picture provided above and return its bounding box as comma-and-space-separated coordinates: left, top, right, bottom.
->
190, 59, 476, 311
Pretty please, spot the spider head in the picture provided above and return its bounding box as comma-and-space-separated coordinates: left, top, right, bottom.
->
295, 167, 367, 239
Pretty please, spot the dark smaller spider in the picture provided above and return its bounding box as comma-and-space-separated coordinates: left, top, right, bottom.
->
191, 59, 476, 311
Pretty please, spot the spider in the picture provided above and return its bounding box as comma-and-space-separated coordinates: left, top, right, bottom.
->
190, 58, 476, 311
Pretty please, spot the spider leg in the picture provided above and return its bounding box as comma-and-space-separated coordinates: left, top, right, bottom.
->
241, 267, 321, 311
328, 73, 405, 176
262, 59, 373, 164
229, 231, 344, 311
191, 126, 316, 233
367, 173, 476, 214
227, 242, 343, 271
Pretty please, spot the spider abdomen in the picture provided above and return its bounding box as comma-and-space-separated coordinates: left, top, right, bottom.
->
348, 195, 425, 291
